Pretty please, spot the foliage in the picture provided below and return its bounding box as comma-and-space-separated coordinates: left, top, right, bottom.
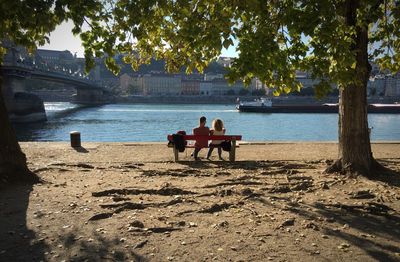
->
0, 0, 101, 63
2, 1, 399, 96
72, 0, 400, 97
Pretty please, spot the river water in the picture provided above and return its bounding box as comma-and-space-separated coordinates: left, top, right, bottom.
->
13, 102, 400, 142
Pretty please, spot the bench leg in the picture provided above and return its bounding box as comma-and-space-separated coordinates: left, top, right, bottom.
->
229, 140, 236, 162
173, 147, 179, 162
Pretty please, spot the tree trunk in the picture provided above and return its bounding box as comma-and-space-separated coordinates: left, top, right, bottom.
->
0, 74, 39, 186
326, 0, 381, 176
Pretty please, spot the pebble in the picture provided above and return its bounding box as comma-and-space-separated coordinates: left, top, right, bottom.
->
321, 235, 329, 239
181, 241, 186, 245
217, 248, 224, 251
120, 238, 126, 242
280, 218, 295, 227
230, 246, 237, 251
130, 220, 144, 228
311, 243, 317, 246
338, 243, 350, 249
189, 222, 198, 227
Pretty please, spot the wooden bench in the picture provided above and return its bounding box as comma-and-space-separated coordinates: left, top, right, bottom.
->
167, 135, 242, 162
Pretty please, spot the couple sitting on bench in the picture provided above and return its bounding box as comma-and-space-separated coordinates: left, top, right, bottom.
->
167, 117, 240, 162
192, 116, 225, 161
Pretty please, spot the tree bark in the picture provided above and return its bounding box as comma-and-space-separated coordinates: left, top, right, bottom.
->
0, 74, 39, 186
326, 0, 380, 176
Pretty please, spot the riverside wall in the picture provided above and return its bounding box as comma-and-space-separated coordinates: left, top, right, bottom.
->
32, 91, 400, 105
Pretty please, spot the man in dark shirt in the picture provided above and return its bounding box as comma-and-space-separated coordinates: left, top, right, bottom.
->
192, 116, 210, 160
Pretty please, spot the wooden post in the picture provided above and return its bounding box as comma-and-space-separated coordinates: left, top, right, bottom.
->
173, 146, 179, 162
70, 131, 81, 147
229, 139, 236, 162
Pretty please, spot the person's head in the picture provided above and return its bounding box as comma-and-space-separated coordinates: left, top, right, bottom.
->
199, 116, 207, 126
212, 118, 224, 131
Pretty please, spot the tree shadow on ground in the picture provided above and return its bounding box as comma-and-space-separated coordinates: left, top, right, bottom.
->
372, 159, 400, 187
59, 231, 147, 261
0, 184, 47, 262
177, 160, 315, 171
283, 200, 400, 261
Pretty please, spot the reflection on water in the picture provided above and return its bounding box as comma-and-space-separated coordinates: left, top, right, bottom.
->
13, 102, 400, 142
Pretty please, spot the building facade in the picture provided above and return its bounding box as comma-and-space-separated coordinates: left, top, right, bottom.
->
181, 80, 200, 95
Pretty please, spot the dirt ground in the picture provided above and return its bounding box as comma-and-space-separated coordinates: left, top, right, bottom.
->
1, 142, 400, 262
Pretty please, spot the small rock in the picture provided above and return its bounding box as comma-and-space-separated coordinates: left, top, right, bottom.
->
311, 243, 317, 246
230, 246, 237, 251
181, 241, 186, 245
321, 182, 329, 190
304, 222, 319, 230
338, 243, 350, 249
217, 248, 223, 251
130, 220, 144, 228
241, 188, 253, 196
280, 218, 295, 227
324, 217, 335, 223
177, 221, 186, 227
120, 238, 126, 243
321, 235, 329, 239
189, 222, 198, 227
350, 190, 375, 199
134, 240, 148, 249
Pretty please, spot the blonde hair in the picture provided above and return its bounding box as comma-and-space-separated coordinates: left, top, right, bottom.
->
212, 119, 224, 132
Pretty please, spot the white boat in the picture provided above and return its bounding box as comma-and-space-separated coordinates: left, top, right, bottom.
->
236, 97, 272, 109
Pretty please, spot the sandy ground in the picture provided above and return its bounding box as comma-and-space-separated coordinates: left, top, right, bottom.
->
1, 142, 400, 262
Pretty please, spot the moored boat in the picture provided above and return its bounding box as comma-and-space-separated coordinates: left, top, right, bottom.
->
236, 98, 400, 114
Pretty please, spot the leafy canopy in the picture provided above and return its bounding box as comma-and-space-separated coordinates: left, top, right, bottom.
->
0, 0, 101, 61
2, 1, 400, 97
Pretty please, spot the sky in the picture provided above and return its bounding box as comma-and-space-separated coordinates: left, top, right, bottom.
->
40, 21, 238, 58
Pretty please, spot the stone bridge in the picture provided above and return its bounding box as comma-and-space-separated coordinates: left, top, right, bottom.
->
1, 62, 113, 122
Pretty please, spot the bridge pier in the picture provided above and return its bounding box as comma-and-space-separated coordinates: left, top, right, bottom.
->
74, 88, 108, 104
1, 63, 112, 122
1, 73, 47, 123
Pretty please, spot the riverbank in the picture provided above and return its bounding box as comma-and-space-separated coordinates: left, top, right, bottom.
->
1, 142, 399, 261
35, 91, 400, 105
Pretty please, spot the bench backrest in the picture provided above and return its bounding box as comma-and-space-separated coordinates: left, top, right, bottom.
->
168, 134, 242, 141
